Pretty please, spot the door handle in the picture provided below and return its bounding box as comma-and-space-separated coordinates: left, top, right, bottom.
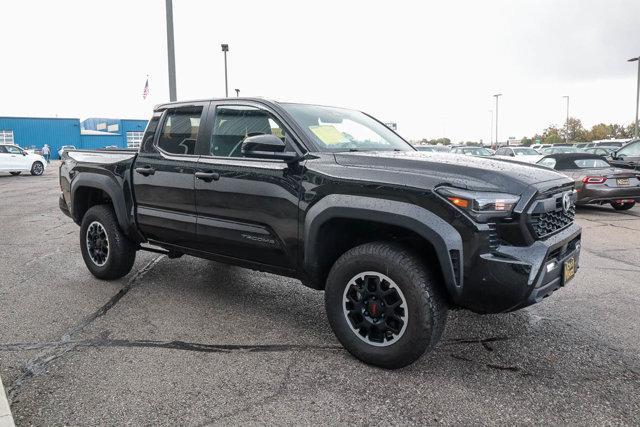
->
135, 166, 155, 176
195, 171, 220, 182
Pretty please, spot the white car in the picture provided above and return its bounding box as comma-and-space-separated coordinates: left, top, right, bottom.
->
493, 146, 543, 164
0, 144, 47, 176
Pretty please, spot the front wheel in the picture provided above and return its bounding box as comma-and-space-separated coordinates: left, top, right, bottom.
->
30, 161, 44, 176
80, 205, 136, 280
325, 242, 448, 369
611, 201, 635, 210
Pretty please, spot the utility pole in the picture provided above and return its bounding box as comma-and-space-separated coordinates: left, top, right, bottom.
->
488, 109, 494, 146
563, 95, 570, 143
629, 56, 640, 138
235, 89, 240, 97
221, 44, 229, 97
165, 0, 177, 101
493, 94, 502, 146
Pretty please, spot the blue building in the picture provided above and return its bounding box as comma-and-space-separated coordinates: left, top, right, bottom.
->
0, 116, 148, 159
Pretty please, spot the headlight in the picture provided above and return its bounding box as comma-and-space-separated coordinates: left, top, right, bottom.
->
436, 186, 520, 222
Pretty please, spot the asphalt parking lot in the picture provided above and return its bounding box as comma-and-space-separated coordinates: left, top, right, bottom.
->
1, 162, 639, 425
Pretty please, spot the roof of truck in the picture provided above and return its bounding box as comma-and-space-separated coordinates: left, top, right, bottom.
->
154, 97, 275, 110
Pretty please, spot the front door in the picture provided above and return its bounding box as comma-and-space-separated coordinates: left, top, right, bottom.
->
133, 103, 208, 247
610, 141, 640, 170
4, 145, 29, 170
193, 102, 304, 269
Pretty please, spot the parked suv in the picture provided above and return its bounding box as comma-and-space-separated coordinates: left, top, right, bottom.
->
59, 98, 582, 368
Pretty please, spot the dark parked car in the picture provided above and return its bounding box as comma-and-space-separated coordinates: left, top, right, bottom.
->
538, 153, 640, 210
59, 98, 582, 368
609, 139, 640, 171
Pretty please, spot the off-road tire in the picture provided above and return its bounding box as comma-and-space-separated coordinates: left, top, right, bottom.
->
611, 201, 635, 210
80, 204, 136, 280
325, 241, 448, 369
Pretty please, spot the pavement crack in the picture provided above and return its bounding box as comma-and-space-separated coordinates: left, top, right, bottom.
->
61, 255, 164, 342
5, 255, 164, 403
0, 338, 343, 354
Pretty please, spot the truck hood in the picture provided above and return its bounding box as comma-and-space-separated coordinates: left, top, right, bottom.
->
333, 151, 571, 194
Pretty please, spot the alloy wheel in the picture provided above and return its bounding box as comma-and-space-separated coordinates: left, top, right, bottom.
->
86, 221, 109, 266
342, 271, 408, 347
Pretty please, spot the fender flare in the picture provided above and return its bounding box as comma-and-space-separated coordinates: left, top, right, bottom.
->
70, 173, 129, 233
303, 195, 463, 299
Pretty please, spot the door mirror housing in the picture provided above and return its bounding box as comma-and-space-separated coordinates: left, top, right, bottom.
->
241, 134, 299, 161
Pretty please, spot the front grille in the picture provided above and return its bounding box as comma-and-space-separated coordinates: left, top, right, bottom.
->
528, 190, 576, 239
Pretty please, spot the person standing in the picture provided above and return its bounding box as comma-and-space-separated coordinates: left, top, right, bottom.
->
42, 144, 50, 163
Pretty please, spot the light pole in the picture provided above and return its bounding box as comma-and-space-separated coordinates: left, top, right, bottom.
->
493, 94, 502, 146
488, 109, 494, 146
629, 56, 640, 138
235, 89, 240, 97
221, 44, 229, 97
563, 95, 570, 143
165, 0, 177, 101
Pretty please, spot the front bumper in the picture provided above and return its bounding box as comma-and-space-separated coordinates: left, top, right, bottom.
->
458, 223, 581, 313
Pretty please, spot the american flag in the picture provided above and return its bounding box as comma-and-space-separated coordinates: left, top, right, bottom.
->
143, 78, 149, 99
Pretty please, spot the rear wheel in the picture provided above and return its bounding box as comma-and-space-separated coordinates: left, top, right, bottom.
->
325, 242, 448, 369
9, 171, 21, 176
80, 205, 136, 280
611, 201, 635, 210
30, 161, 44, 176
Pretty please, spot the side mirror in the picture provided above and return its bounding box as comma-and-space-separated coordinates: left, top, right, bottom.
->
241, 134, 299, 161
23, 152, 28, 156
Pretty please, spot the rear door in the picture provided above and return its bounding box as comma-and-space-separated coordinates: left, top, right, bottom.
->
133, 103, 208, 247
0, 145, 9, 169
192, 101, 304, 269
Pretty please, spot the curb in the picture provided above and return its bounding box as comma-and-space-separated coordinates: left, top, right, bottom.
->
0, 375, 15, 427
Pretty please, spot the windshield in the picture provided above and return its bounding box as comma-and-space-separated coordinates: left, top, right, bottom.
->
513, 148, 539, 156
282, 103, 414, 152
549, 147, 580, 153
462, 147, 492, 156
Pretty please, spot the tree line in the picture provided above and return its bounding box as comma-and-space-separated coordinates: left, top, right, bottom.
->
520, 119, 636, 146
414, 119, 636, 146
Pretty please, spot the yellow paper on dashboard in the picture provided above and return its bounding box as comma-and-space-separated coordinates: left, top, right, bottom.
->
309, 125, 345, 145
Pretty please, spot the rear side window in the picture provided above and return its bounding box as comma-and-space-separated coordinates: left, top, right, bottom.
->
538, 158, 556, 169
156, 107, 203, 155
140, 115, 160, 153
0, 146, 7, 153
574, 159, 609, 168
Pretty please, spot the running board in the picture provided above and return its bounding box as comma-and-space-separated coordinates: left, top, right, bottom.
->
138, 245, 183, 259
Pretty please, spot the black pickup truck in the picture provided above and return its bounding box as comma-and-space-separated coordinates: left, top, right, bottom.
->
59, 98, 582, 368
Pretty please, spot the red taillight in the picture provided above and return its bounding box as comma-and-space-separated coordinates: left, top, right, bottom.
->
582, 176, 606, 184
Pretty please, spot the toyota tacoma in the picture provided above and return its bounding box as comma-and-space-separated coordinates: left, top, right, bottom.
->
59, 98, 582, 368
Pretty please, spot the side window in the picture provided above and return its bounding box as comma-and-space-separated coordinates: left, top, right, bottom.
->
209, 105, 288, 157
156, 107, 203, 155
538, 158, 557, 169
0, 146, 7, 153
496, 148, 506, 155
618, 141, 640, 157
140, 115, 160, 153
5, 145, 22, 154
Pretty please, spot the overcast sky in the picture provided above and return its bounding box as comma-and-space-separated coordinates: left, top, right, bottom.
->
1, 0, 638, 142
